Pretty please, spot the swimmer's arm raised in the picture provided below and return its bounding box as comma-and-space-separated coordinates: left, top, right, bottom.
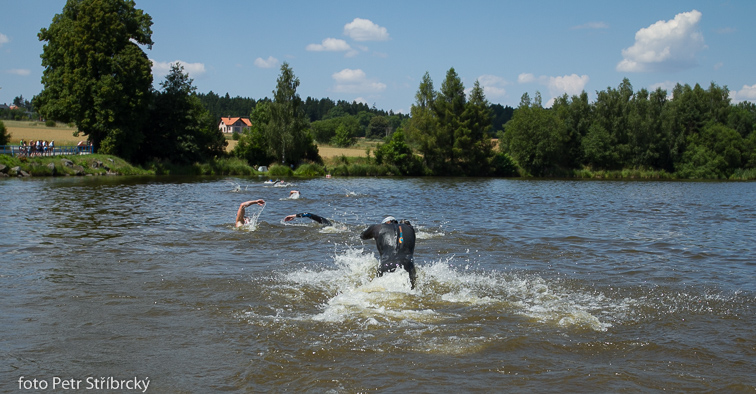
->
236, 200, 265, 227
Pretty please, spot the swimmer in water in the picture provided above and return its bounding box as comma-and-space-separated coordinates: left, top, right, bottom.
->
289, 190, 300, 199
360, 216, 417, 289
283, 212, 332, 226
235, 199, 265, 228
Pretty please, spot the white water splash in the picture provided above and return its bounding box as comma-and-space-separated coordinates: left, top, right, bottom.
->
238, 203, 265, 231
259, 248, 625, 332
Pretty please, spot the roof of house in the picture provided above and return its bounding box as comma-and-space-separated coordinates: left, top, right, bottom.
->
220, 117, 252, 127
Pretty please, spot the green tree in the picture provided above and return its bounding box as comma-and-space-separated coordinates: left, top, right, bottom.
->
374, 130, 423, 175
433, 67, 468, 174
591, 78, 633, 169
503, 91, 568, 176
267, 62, 318, 165
458, 80, 495, 175
35, 0, 154, 161
310, 118, 340, 143
354, 111, 374, 137
552, 91, 591, 168
141, 62, 226, 163
367, 115, 390, 139
233, 102, 273, 166
582, 123, 616, 169
662, 83, 711, 167
678, 122, 746, 179
625, 87, 668, 169
13, 96, 32, 111
0, 120, 9, 146
331, 122, 357, 147
405, 71, 438, 162
728, 101, 756, 138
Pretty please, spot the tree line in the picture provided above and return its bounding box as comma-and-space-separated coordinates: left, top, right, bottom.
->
501, 79, 756, 179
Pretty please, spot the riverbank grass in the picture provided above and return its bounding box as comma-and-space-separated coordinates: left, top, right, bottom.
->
0, 154, 148, 177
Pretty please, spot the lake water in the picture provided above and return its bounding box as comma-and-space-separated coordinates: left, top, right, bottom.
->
1, 176, 754, 392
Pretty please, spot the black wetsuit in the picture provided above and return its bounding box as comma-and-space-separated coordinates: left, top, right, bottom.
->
295, 212, 332, 226
360, 221, 417, 289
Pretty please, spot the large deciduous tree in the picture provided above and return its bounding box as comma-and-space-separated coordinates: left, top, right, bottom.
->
233, 102, 274, 167
35, 0, 154, 160
503, 91, 568, 176
267, 62, 319, 165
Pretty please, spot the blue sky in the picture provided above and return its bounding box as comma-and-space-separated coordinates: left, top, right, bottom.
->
1, 0, 755, 114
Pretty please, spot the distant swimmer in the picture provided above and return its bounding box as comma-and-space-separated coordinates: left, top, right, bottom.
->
289, 190, 300, 199
284, 212, 332, 226
361, 216, 417, 289
235, 199, 265, 228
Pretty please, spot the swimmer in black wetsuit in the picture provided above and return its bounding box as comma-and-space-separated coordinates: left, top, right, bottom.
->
360, 216, 417, 289
283, 212, 332, 226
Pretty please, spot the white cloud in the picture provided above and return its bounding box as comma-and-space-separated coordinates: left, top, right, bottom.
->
254, 56, 279, 69
333, 68, 366, 83
331, 68, 386, 93
731, 83, 756, 103
617, 9, 706, 73
518, 73, 536, 83
151, 60, 206, 78
344, 18, 389, 42
306, 38, 358, 57
547, 74, 589, 97
544, 74, 589, 106
572, 22, 609, 30
0, 33, 9, 47
6, 69, 30, 76
306, 38, 351, 52
477, 74, 508, 98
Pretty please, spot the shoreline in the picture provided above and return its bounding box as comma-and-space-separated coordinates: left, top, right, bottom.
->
2, 154, 754, 181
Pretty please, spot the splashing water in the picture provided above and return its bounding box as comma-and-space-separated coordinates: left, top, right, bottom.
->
246, 247, 624, 332
226, 181, 242, 192
240, 202, 265, 231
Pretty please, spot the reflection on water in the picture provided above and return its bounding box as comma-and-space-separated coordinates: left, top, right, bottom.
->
0, 176, 754, 392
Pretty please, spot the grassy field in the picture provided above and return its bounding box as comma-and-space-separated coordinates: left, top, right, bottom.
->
5, 120, 373, 159
224, 135, 378, 158
5, 120, 85, 146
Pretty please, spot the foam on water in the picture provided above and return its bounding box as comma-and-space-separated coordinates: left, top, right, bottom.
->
245, 247, 630, 332
414, 224, 446, 240
319, 223, 348, 233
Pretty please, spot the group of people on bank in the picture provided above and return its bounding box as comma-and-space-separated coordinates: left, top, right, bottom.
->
18, 139, 55, 156
17, 139, 92, 156
234, 190, 417, 289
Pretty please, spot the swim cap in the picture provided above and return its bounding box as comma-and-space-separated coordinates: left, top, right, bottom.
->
382, 216, 396, 224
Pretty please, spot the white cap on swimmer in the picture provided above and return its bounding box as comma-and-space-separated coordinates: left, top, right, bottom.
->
382, 216, 396, 224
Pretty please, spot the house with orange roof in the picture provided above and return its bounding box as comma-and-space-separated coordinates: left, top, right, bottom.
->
219, 117, 252, 134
